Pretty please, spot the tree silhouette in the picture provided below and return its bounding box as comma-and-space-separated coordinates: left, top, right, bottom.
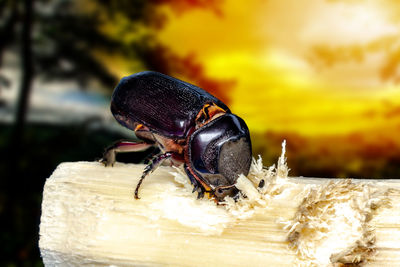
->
0, 0, 17, 106
0, 0, 232, 146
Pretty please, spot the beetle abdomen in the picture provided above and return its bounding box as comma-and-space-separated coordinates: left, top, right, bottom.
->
111, 71, 230, 138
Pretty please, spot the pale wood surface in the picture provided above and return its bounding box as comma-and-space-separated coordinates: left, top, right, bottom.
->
39, 161, 400, 266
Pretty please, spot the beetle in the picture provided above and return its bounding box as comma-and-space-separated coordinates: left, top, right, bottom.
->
100, 71, 252, 202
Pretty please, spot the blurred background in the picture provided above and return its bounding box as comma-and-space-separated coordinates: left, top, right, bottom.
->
1, 0, 400, 265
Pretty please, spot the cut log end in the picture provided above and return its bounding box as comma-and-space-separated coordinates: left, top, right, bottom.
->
39, 143, 400, 266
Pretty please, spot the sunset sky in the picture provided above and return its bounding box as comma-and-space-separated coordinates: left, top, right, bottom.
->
4, 2, 400, 264
153, 0, 400, 136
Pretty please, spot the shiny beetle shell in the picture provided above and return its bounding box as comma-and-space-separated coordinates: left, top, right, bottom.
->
102, 71, 252, 202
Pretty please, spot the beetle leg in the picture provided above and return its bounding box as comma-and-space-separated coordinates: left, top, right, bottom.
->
143, 147, 161, 164
100, 140, 154, 167
197, 190, 205, 199
183, 164, 214, 199
183, 164, 201, 193
135, 152, 173, 199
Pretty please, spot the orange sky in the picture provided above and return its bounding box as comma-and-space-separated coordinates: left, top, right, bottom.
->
157, 0, 400, 136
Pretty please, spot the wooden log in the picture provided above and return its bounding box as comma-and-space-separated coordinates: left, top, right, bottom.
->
39, 145, 400, 266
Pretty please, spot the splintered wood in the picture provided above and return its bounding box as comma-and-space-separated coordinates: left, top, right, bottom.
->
39, 144, 400, 266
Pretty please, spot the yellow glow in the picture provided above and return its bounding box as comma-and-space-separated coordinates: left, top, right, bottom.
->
157, 0, 400, 136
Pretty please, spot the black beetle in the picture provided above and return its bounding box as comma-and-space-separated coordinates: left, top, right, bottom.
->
101, 71, 252, 202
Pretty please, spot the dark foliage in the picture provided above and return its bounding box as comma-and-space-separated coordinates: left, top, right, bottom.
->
0, 122, 136, 265
0, 0, 233, 264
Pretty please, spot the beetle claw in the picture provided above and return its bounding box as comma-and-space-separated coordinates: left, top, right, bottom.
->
192, 183, 199, 193
100, 149, 116, 167
99, 157, 113, 167
183, 164, 202, 194
197, 190, 204, 199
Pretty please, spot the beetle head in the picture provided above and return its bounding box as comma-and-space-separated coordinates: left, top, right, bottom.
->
188, 113, 252, 201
